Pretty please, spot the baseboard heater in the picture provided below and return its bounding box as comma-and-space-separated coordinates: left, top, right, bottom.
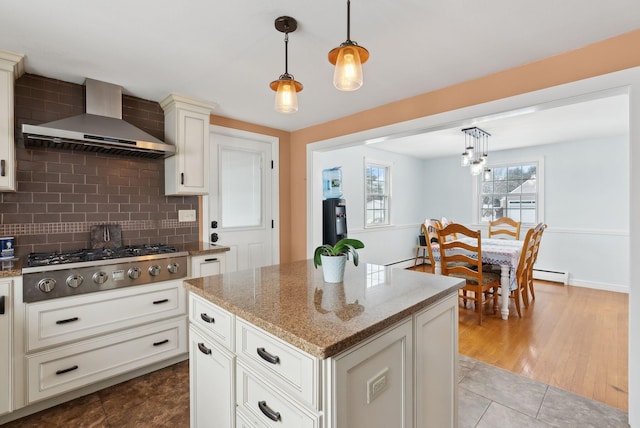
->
533, 268, 569, 285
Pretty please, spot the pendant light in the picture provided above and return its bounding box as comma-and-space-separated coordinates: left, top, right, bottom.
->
270, 16, 303, 114
328, 0, 369, 91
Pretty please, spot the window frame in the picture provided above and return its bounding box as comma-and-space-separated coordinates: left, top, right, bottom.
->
472, 156, 545, 227
364, 158, 392, 228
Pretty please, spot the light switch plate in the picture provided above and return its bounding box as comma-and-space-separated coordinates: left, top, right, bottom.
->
178, 209, 196, 222
366, 367, 389, 404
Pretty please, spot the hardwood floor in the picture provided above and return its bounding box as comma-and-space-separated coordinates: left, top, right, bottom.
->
410, 264, 629, 411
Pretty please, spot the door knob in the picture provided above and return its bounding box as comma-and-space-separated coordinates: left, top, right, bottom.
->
210, 233, 219, 243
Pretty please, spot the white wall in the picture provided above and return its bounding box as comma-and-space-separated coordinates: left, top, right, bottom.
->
422, 135, 630, 291
316, 145, 425, 265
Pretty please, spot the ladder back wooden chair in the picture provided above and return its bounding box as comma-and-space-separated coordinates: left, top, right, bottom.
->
437, 223, 500, 325
512, 227, 537, 316
527, 223, 547, 301
488, 217, 522, 240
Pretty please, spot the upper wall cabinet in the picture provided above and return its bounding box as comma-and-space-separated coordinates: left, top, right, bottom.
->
0, 50, 24, 192
161, 94, 216, 196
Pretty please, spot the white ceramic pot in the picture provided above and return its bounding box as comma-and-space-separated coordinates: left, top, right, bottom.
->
320, 254, 347, 283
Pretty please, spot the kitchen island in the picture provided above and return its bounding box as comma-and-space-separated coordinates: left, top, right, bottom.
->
184, 260, 464, 428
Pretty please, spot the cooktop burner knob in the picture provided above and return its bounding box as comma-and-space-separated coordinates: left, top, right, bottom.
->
37, 278, 56, 293
66, 274, 83, 288
167, 262, 180, 274
93, 271, 109, 285
148, 265, 161, 276
128, 267, 142, 279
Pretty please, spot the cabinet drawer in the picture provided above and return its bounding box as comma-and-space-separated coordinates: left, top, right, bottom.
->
236, 319, 319, 410
237, 363, 320, 428
26, 318, 187, 403
26, 281, 186, 351
189, 293, 234, 350
190, 253, 226, 277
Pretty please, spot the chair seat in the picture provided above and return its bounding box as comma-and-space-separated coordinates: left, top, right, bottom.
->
449, 270, 500, 286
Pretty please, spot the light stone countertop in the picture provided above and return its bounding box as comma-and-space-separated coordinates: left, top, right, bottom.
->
184, 260, 464, 359
181, 241, 230, 256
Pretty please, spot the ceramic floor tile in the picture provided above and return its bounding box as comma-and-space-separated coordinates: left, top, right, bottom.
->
458, 353, 478, 382
537, 386, 629, 428
476, 402, 554, 428
1, 393, 108, 428
458, 386, 491, 428
458, 360, 548, 418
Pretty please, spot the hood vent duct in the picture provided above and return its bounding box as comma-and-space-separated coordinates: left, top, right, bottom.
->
22, 79, 175, 159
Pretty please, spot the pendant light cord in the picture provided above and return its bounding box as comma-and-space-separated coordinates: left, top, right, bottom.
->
346, 0, 351, 42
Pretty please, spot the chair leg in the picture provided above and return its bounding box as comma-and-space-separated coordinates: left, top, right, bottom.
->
513, 287, 522, 317
413, 247, 420, 267
528, 277, 536, 301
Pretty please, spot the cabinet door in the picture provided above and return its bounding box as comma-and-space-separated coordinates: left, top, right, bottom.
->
332, 319, 413, 428
414, 293, 458, 428
190, 325, 235, 428
0, 67, 16, 191
0, 279, 11, 415
177, 107, 209, 194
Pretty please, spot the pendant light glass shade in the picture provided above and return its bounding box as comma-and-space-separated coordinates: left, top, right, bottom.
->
328, 0, 369, 91
331, 45, 365, 91
270, 16, 303, 114
272, 77, 301, 114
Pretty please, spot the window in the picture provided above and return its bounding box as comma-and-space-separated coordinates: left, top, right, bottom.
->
365, 161, 391, 226
479, 162, 539, 224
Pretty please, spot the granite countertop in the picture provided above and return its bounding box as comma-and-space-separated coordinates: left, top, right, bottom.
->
182, 241, 230, 256
184, 260, 464, 359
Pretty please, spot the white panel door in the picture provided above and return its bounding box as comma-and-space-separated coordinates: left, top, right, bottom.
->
210, 133, 275, 272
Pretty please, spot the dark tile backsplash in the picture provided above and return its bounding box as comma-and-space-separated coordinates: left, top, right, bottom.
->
0, 74, 199, 258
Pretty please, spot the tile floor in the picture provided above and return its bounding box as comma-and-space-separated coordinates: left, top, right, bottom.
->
458, 355, 629, 428
2, 356, 629, 427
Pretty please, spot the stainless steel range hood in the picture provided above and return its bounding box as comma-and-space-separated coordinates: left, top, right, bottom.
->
22, 79, 175, 159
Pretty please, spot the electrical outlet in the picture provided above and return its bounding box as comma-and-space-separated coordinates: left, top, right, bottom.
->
366, 367, 389, 404
178, 209, 196, 222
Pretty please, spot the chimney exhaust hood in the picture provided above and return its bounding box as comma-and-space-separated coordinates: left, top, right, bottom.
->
22, 79, 175, 159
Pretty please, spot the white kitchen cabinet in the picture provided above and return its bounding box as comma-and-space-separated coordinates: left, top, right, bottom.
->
0, 278, 13, 415
414, 293, 458, 428
188, 289, 458, 428
190, 253, 226, 278
189, 324, 235, 428
331, 319, 413, 428
0, 50, 24, 192
161, 94, 215, 196
26, 318, 186, 403
21, 280, 187, 405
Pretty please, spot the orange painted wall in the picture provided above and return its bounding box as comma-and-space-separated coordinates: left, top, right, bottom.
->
211, 29, 640, 263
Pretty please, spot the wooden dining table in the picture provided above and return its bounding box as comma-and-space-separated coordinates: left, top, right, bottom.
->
431, 237, 523, 320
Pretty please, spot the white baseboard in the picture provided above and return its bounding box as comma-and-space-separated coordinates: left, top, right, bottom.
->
533, 268, 569, 285
569, 279, 629, 294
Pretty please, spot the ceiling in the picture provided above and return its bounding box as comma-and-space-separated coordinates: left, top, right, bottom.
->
367, 92, 630, 159
1, 0, 639, 136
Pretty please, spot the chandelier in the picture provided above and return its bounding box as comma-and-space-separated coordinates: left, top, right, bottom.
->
461, 127, 491, 178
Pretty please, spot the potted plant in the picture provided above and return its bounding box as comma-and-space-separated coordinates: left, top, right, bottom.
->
313, 238, 365, 283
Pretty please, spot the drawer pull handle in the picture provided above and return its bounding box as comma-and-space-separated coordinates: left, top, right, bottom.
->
204, 258, 218, 262
56, 365, 78, 375
153, 339, 169, 346
153, 299, 169, 305
257, 347, 280, 364
198, 342, 212, 355
200, 313, 215, 323
56, 317, 79, 325
258, 401, 281, 422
